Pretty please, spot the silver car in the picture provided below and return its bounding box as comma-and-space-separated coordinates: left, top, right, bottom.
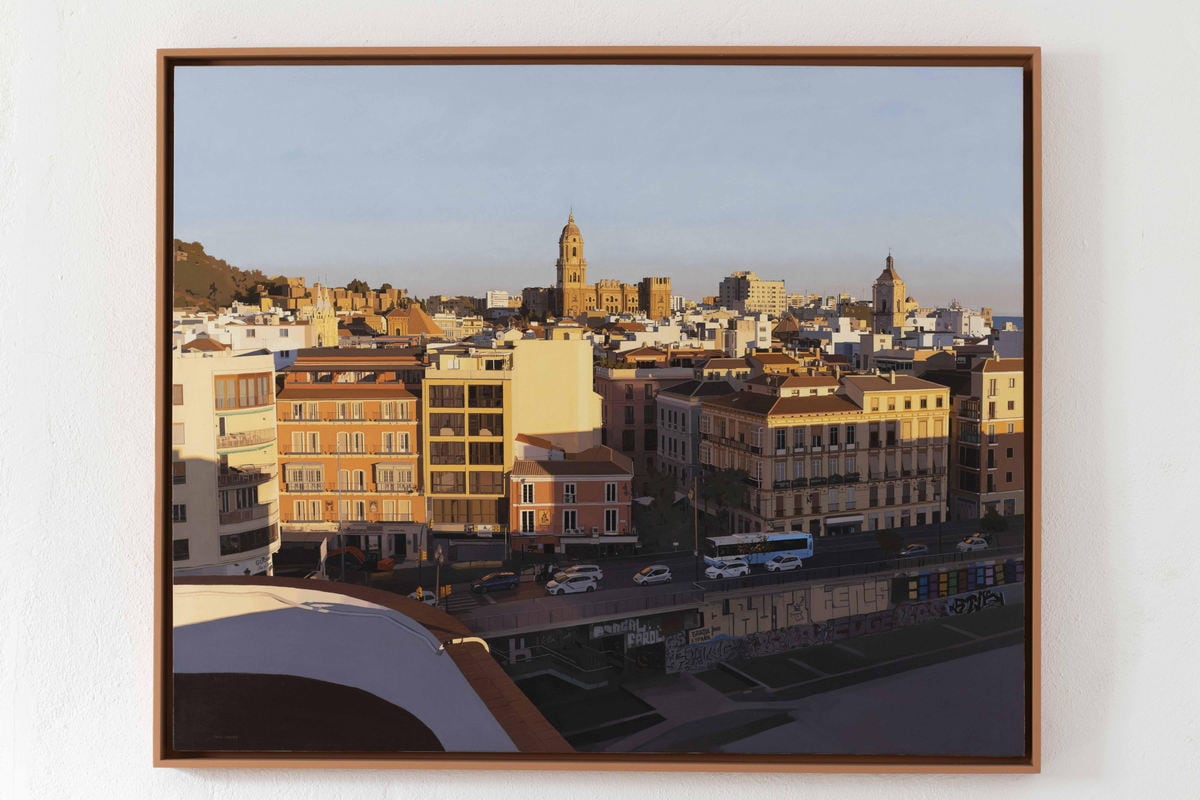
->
633, 565, 673, 585
545, 574, 598, 595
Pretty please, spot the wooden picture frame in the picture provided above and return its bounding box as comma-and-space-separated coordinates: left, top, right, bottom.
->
156, 46, 1040, 771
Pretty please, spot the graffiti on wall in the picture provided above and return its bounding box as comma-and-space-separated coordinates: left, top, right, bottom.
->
667, 583, 1019, 673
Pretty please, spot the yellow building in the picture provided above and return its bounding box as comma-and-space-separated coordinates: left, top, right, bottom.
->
172, 343, 281, 576
552, 213, 671, 319
422, 338, 602, 531
699, 372, 951, 536
872, 253, 909, 333
718, 271, 787, 316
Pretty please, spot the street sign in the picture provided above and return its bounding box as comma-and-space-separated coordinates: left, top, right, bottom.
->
435, 545, 445, 565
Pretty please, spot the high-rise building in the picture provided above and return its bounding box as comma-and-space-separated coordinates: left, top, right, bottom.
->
718, 271, 787, 316
172, 343, 281, 576
949, 357, 1025, 520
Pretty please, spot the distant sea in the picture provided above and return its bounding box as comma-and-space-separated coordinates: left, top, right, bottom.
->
993, 315, 1023, 330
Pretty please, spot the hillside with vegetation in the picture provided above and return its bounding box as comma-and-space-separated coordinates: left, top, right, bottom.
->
172, 240, 278, 310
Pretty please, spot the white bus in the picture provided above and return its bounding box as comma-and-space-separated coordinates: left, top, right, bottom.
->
703, 531, 815, 567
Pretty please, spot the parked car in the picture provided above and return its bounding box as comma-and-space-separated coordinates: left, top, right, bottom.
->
704, 558, 750, 579
545, 574, 598, 595
899, 543, 930, 557
633, 565, 673, 585
554, 564, 604, 582
765, 554, 802, 572
956, 535, 990, 552
407, 587, 438, 606
471, 571, 519, 593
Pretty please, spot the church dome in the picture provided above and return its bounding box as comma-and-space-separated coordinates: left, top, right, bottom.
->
559, 212, 581, 241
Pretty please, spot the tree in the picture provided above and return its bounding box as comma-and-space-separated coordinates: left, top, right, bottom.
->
346, 278, 370, 294
980, 508, 1007, 534
699, 468, 749, 533
379, 282, 393, 292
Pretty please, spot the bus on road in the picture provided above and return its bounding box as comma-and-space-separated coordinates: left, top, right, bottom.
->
703, 531, 815, 567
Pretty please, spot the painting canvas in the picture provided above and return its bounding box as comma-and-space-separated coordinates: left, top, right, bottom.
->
159, 48, 1038, 769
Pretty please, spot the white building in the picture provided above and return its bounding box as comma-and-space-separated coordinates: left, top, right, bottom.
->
172, 343, 281, 577
485, 290, 510, 309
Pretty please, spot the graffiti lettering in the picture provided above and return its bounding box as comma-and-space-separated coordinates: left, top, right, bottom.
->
946, 589, 1005, 616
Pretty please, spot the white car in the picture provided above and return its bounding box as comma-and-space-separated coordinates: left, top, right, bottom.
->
765, 554, 802, 572
545, 574, 598, 595
407, 588, 438, 606
554, 564, 604, 582
704, 558, 750, 579
956, 535, 990, 553
633, 565, 673, 585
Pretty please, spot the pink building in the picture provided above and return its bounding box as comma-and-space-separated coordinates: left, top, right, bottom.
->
508, 445, 636, 557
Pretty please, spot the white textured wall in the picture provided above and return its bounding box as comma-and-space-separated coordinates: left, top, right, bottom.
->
2, 1, 1198, 797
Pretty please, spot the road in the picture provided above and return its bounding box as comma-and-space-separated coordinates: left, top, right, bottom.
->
438, 517, 1026, 617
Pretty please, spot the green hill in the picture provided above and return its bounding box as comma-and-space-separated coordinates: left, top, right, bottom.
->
172, 240, 277, 310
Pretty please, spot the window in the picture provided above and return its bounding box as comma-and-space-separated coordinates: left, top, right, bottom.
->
1007, 400, 1015, 411
375, 466, 413, 492
622, 429, 635, 451
291, 431, 320, 454
1006, 447, 1014, 458
904, 398, 912, 410
172, 423, 185, 445
1009, 378, 1016, 388
213, 372, 272, 410
428, 385, 465, 407
429, 413, 464, 436
828, 426, 839, 446
562, 509, 578, 532
624, 406, 635, 425
430, 471, 465, 493
430, 441, 465, 465
1006, 471, 1013, 483
643, 405, 655, 424
285, 464, 324, 491
563, 483, 577, 503
1007, 423, 1015, 434
280, 328, 289, 338
936, 396, 944, 408
171, 504, 187, 522
521, 483, 534, 503
605, 482, 617, 502
172, 461, 186, 485
382, 431, 410, 453
605, 508, 618, 532
520, 510, 536, 532
920, 396, 927, 409
172, 384, 183, 405
988, 401, 996, 417
625, 384, 634, 400
469, 471, 504, 494
469, 413, 503, 436
810, 429, 822, 447
483, 358, 506, 371
336, 401, 364, 420
469, 441, 503, 464
988, 378, 997, 397
468, 384, 504, 408
775, 429, 787, 450
644, 428, 656, 450
172, 539, 189, 561
845, 425, 856, 445
870, 399, 879, 412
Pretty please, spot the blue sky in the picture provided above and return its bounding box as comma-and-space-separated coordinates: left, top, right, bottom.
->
174, 64, 1024, 313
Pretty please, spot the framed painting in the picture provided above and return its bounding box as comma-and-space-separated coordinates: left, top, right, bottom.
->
156, 46, 1040, 771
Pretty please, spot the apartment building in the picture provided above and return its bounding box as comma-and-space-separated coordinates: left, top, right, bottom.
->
655, 380, 737, 491
718, 271, 787, 316
509, 445, 635, 556
593, 364, 694, 486
275, 348, 427, 563
171, 343, 281, 576
423, 339, 601, 532
949, 357, 1025, 520
699, 373, 951, 536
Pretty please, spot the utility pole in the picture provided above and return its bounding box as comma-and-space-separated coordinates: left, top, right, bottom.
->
693, 471, 701, 580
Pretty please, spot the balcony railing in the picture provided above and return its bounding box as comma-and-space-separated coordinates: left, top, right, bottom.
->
216, 428, 275, 450
218, 505, 271, 525
217, 465, 275, 488
279, 414, 415, 423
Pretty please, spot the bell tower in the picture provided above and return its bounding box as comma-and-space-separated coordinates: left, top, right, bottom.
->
555, 212, 590, 316
872, 252, 908, 333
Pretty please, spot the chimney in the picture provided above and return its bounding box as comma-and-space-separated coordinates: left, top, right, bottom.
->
889, 370, 896, 385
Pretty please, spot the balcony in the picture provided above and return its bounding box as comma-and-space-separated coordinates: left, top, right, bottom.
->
217, 465, 274, 488
216, 427, 275, 450
218, 505, 271, 525
279, 413, 415, 424
377, 483, 416, 493
284, 481, 325, 493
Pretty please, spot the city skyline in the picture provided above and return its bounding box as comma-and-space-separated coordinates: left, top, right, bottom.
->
174, 64, 1025, 313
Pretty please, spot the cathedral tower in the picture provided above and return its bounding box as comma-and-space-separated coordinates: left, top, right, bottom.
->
555, 212, 592, 317
872, 253, 908, 333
